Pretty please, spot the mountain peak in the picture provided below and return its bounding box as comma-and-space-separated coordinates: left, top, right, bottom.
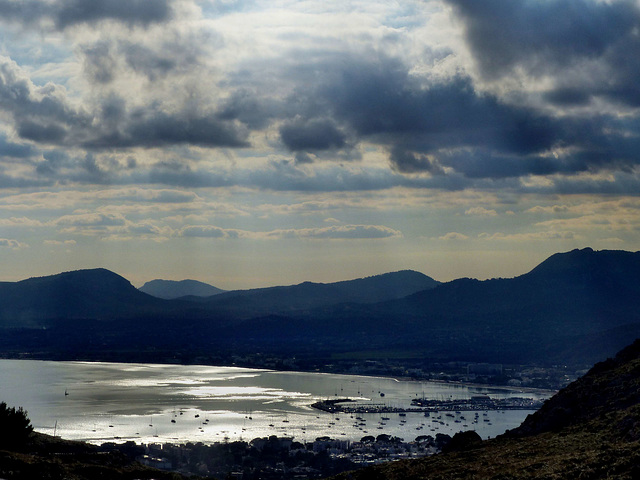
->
0, 268, 161, 324
525, 248, 640, 278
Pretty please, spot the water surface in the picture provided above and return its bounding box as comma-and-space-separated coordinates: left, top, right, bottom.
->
0, 360, 548, 444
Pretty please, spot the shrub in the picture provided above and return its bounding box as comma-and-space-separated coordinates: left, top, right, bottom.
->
0, 401, 34, 448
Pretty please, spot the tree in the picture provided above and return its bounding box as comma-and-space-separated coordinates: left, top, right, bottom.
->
0, 402, 33, 448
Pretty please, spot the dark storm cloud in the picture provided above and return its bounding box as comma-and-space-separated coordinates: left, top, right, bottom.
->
279, 118, 347, 152
446, 0, 637, 77
0, 135, 36, 158
0, 0, 172, 30
446, 0, 640, 108
389, 146, 444, 175
0, 58, 91, 146
314, 60, 562, 156
55, 0, 172, 29
86, 109, 250, 149
265, 49, 640, 179
0, 57, 248, 150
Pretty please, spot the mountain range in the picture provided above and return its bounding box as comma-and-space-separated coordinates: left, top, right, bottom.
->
1, 248, 639, 366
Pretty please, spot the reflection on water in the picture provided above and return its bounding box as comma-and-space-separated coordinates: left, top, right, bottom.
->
0, 360, 549, 445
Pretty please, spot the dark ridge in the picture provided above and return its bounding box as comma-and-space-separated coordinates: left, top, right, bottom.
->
200, 269, 439, 317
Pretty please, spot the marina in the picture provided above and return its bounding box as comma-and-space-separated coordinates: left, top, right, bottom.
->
312, 394, 544, 414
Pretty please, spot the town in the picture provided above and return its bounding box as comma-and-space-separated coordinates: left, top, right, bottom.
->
103, 433, 453, 479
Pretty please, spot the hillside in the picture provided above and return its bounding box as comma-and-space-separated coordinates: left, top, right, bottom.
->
330, 339, 640, 479
0, 269, 170, 326
139, 279, 225, 299
0, 432, 189, 480
200, 269, 440, 318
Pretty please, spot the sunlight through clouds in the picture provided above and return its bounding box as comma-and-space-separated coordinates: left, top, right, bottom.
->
0, 0, 638, 285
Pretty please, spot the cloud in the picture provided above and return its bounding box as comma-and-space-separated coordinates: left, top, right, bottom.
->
43, 239, 76, 246
0, 238, 27, 248
439, 232, 469, 241
55, 0, 173, 30
446, 0, 640, 108
478, 231, 578, 241
526, 205, 570, 214
178, 223, 401, 240
180, 225, 235, 239
0, 0, 173, 31
54, 212, 127, 227
0, 216, 45, 227
0, 55, 249, 151
280, 54, 634, 179
279, 117, 347, 152
465, 207, 497, 216
286, 224, 402, 240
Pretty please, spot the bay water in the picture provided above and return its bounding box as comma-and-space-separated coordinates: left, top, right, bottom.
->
0, 360, 548, 445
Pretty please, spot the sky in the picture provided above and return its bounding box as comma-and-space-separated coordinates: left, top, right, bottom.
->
1, 0, 640, 289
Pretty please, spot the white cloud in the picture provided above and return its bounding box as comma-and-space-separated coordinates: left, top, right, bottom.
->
179, 223, 401, 240
439, 232, 469, 241
0, 238, 27, 248
465, 207, 498, 216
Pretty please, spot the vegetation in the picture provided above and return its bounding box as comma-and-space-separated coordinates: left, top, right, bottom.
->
0, 432, 191, 480
0, 402, 33, 449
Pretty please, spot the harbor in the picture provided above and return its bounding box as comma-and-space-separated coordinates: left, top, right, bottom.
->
312, 395, 544, 415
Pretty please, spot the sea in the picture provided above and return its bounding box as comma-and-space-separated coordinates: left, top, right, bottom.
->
0, 359, 549, 445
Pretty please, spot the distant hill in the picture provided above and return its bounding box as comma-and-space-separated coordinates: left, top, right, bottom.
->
330, 338, 640, 479
201, 270, 440, 318
139, 279, 225, 299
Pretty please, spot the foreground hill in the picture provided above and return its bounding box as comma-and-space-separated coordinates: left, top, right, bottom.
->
0, 432, 188, 480
139, 278, 225, 299
330, 339, 640, 479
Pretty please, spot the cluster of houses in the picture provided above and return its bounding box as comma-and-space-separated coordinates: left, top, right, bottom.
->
134, 433, 452, 478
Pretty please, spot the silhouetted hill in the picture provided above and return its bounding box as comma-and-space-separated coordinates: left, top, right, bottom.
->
139, 279, 225, 299
330, 339, 640, 479
285, 248, 640, 364
200, 270, 439, 318
0, 269, 169, 326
